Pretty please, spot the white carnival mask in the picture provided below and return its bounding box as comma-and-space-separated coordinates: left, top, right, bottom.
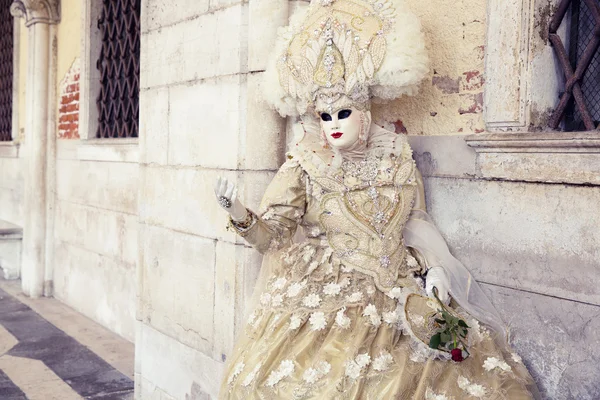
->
319, 107, 371, 150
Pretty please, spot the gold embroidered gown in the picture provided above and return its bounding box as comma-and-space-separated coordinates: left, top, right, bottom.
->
219, 129, 537, 399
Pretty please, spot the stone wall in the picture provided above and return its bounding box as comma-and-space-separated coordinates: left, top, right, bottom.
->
44, 0, 139, 341
135, 0, 287, 397
53, 140, 139, 341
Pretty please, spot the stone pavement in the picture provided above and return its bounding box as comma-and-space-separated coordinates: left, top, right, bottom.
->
0, 279, 135, 400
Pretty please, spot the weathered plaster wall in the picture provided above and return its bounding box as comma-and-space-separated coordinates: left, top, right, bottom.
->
56, 0, 82, 85
373, 0, 487, 135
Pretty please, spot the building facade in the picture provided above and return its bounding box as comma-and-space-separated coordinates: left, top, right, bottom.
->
0, 0, 598, 399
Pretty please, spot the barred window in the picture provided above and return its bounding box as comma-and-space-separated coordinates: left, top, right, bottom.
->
96, 0, 141, 138
549, 0, 600, 130
0, 0, 14, 142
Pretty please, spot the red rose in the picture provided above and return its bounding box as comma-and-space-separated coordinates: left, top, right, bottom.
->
451, 348, 464, 362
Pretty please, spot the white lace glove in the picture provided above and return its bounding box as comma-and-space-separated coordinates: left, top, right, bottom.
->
214, 177, 248, 221
426, 266, 450, 304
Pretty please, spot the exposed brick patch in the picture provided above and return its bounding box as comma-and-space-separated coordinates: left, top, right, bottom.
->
432, 75, 460, 94
461, 70, 485, 91
58, 59, 80, 139
393, 120, 408, 134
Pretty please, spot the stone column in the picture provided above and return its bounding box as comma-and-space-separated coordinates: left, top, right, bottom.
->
10, 0, 60, 298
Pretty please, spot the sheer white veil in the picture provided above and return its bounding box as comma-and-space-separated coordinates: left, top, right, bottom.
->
403, 209, 509, 342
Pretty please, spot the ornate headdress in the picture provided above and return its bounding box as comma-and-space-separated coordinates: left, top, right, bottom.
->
264, 0, 429, 116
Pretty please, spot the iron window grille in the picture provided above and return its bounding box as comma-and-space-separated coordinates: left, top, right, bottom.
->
96, 0, 141, 139
549, 0, 600, 130
0, 0, 14, 142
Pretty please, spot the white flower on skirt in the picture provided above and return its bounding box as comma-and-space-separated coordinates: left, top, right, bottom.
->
302, 361, 331, 384
362, 304, 381, 327
346, 291, 363, 303
483, 357, 511, 372
372, 351, 393, 372
289, 315, 302, 330
425, 388, 451, 400
467, 384, 487, 398
345, 353, 371, 380
302, 293, 322, 308
260, 293, 272, 306
363, 304, 378, 317
457, 376, 470, 390
335, 307, 351, 329
265, 359, 295, 387
383, 310, 399, 324
309, 312, 327, 331
457, 376, 488, 398
272, 277, 287, 291
345, 360, 361, 380
316, 361, 331, 375
271, 294, 284, 307
286, 281, 306, 298
355, 353, 371, 368
323, 282, 342, 296
242, 362, 262, 387
303, 368, 320, 384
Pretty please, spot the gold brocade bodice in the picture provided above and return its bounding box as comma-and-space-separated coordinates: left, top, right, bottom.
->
314, 151, 418, 291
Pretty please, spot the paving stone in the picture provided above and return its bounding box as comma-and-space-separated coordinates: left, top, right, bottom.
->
0, 286, 134, 399
0, 369, 27, 400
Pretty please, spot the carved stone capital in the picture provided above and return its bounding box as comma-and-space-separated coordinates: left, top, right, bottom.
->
10, 0, 60, 27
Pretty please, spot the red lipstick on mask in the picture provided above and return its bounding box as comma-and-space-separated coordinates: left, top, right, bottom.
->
331, 132, 343, 139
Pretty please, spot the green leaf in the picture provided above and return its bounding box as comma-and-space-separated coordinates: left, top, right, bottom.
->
458, 320, 469, 328
429, 333, 441, 349
435, 318, 446, 324
441, 333, 451, 343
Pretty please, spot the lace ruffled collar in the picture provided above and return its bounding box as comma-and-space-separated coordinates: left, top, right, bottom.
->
287, 120, 411, 181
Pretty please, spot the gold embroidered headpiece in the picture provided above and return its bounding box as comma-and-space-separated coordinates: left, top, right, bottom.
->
266, 0, 429, 116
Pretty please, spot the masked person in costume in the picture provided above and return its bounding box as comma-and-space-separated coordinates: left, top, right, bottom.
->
214, 0, 539, 398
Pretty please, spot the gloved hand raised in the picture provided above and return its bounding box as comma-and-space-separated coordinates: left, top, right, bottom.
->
213, 177, 248, 221
426, 266, 450, 304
